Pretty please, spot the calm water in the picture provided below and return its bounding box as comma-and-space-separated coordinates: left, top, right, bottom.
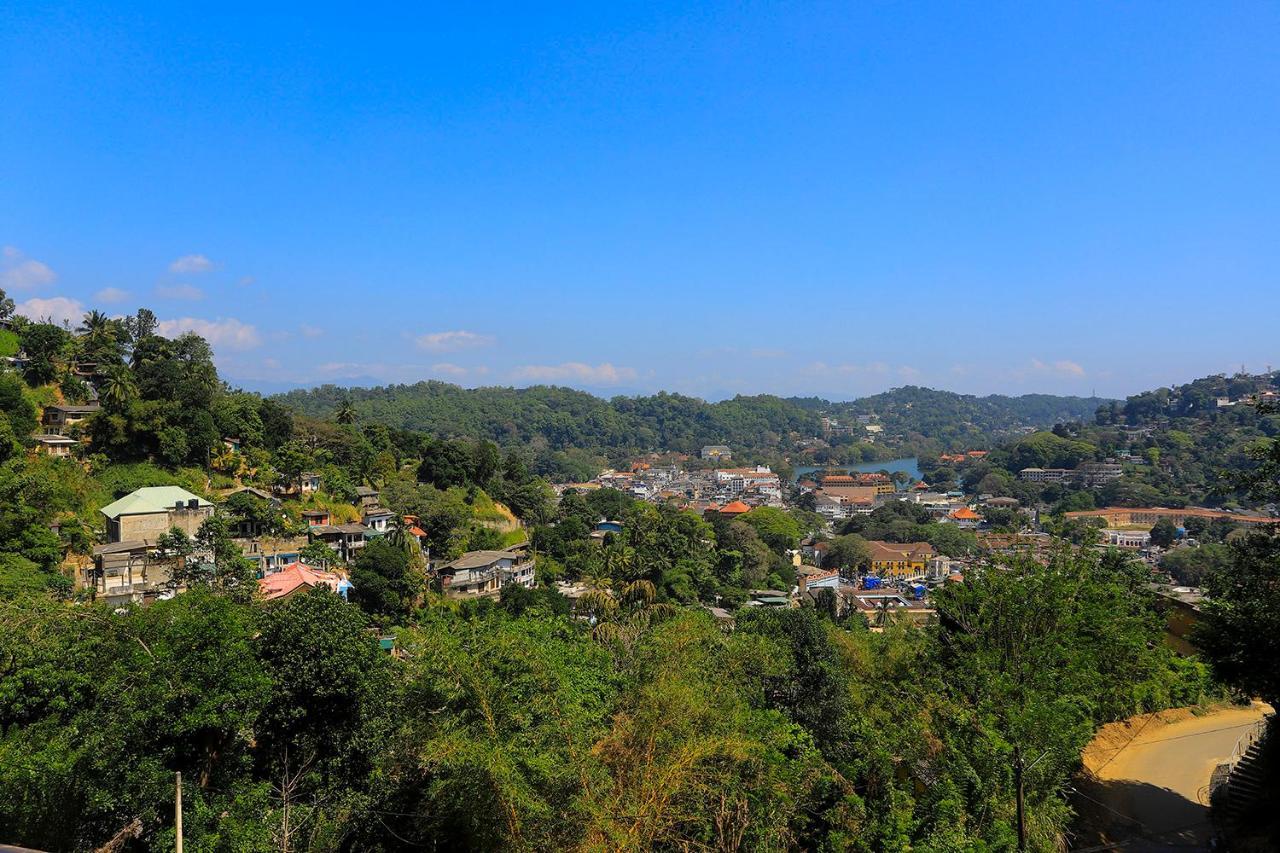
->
793, 457, 922, 485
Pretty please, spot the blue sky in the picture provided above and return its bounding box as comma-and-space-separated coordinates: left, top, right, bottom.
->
2, 2, 1278, 400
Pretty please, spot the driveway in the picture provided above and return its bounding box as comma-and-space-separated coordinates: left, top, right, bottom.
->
1083, 702, 1271, 851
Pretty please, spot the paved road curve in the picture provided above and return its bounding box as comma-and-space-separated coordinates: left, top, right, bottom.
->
1091, 703, 1271, 851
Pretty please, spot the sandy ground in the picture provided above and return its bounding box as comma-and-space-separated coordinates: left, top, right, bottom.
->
1080, 702, 1272, 851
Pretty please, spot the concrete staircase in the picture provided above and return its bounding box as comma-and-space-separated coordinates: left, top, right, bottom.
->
1223, 737, 1269, 822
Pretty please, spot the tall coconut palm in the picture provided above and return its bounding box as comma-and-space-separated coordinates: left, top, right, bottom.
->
77, 309, 111, 340
336, 399, 357, 425
582, 579, 677, 653
99, 364, 138, 409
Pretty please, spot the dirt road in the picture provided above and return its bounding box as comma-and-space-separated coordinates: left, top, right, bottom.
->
1081, 702, 1271, 851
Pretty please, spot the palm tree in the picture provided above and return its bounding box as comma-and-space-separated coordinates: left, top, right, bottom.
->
387, 515, 419, 558
99, 364, 138, 409
581, 580, 677, 653
77, 310, 111, 339
336, 399, 357, 425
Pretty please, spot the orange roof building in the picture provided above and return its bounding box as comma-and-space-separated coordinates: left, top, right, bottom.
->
720, 500, 752, 516
949, 507, 981, 521
258, 562, 343, 602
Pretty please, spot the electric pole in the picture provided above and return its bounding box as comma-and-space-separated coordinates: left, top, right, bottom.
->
175, 771, 184, 853
1014, 747, 1026, 852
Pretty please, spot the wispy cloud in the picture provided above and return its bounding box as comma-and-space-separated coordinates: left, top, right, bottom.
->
156, 283, 205, 301
432, 362, 490, 379
511, 362, 637, 385
95, 286, 131, 304
15, 296, 84, 326
804, 361, 892, 376
1, 246, 57, 290
157, 317, 262, 350
1028, 358, 1086, 378
168, 254, 214, 274
299, 324, 325, 339
414, 330, 494, 352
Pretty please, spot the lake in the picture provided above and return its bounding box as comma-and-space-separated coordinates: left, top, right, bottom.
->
793, 457, 922, 485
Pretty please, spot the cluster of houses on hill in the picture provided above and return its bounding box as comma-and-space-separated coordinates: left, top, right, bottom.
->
560, 453, 786, 511
85, 482, 536, 606
30, 402, 101, 457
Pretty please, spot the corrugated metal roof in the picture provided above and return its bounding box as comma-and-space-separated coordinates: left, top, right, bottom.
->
100, 487, 212, 519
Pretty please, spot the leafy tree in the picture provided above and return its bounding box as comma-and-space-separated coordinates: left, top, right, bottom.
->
349, 538, 423, 619
1197, 534, 1280, 706
19, 323, 71, 385
0, 374, 37, 436
254, 588, 392, 816
823, 534, 870, 574
739, 506, 803, 554
1149, 517, 1178, 548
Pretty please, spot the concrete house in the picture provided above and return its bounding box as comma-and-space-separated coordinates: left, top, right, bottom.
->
310, 522, 368, 562
439, 548, 536, 598
362, 506, 395, 533
32, 434, 78, 457
101, 486, 214, 544
42, 402, 100, 434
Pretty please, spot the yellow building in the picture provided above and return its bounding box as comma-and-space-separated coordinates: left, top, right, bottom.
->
866, 541, 936, 578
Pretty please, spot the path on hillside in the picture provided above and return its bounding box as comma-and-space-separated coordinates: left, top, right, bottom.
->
1079, 702, 1271, 851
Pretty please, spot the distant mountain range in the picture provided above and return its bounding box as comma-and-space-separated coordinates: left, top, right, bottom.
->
276, 381, 1114, 457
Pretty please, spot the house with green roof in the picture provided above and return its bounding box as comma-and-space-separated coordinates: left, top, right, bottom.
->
101, 486, 214, 543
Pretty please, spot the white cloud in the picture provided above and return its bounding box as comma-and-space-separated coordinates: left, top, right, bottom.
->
16, 296, 84, 326
157, 317, 262, 351
1, 246, 57, 290
804, 361, 893, 376
511, 362, 638, 385
156, 283, 205, 300
168, 254, 214, 274
414, 330, 494, 352
431, 362, 490, 379
1030, 358, 1086, 378
299, 324, 325, 339
95, 286, 131, 304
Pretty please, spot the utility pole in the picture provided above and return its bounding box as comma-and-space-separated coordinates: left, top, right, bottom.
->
1014, 747, 1026, 852
175, 771, 184, 853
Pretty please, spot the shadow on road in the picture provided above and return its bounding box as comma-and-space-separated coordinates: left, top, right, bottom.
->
1070, 774, 1213, 852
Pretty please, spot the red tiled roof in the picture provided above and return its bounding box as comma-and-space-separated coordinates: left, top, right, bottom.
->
258, 562, 341, 601
720, 500, 752, 515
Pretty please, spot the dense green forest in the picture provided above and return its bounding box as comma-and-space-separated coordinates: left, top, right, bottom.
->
277, 382, 1113, 471
0, 549, 1216, 852
819, 387, 1111, 452
279, 382, 820, 455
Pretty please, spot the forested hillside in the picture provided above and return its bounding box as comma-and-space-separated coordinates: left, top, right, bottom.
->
278, 381, 1112, 463
923, 372, 1280, 512
280, 383, 821, 458
822, 386, 1111, 450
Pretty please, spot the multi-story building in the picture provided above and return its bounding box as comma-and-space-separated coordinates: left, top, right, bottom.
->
438, 547, 536, 598
100, 486, 214, 544
1018, 467, 1071, 483
866, 541, 936, 579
